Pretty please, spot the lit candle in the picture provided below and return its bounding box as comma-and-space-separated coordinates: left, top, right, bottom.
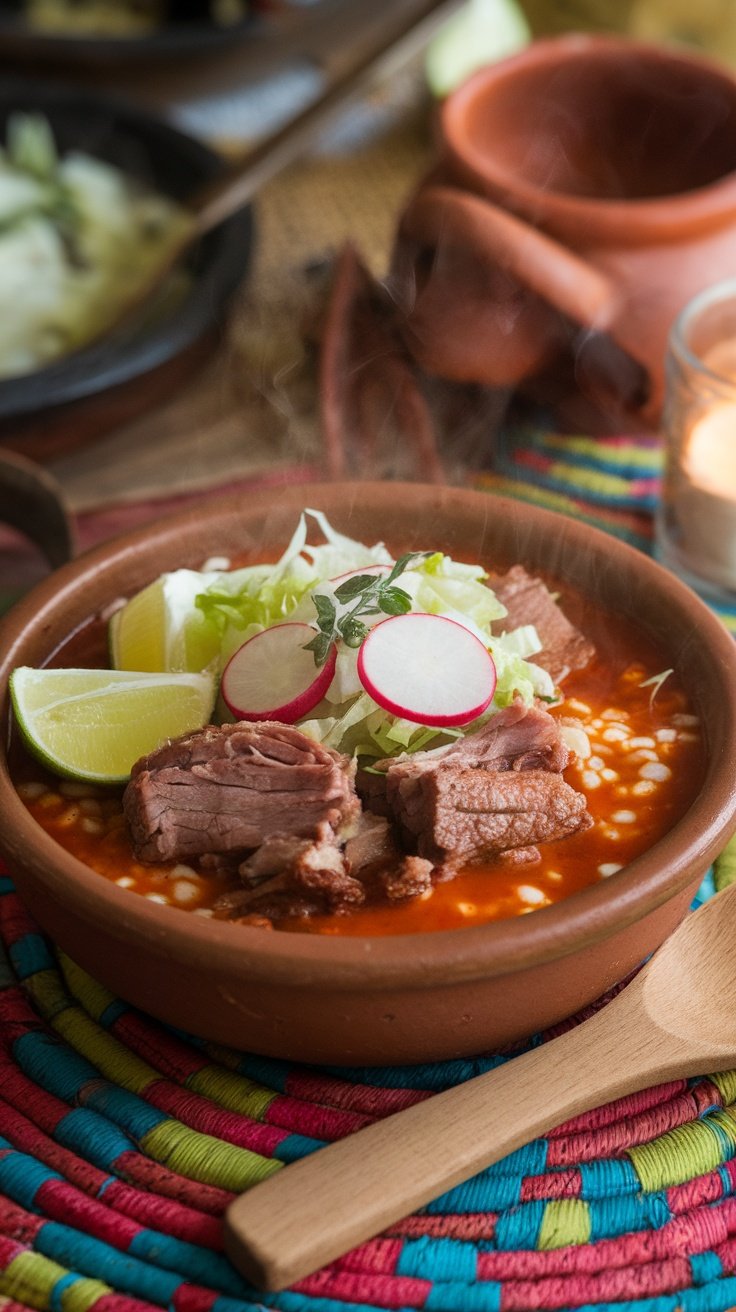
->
678, 402, 736, 589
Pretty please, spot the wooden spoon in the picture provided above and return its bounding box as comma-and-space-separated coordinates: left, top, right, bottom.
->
225, 881, 736, 1291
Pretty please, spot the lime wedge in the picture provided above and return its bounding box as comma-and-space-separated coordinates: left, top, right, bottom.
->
110, 570, 222, 674
10, 666, 216, 784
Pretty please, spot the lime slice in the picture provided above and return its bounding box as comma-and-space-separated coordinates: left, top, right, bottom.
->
10, 666, 216, 784
110, 570, 222, 674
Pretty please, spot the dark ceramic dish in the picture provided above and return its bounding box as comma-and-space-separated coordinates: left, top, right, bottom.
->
0, 80, 253, 460
1, 482, 735, 1065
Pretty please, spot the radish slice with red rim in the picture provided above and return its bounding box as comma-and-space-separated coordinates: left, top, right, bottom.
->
330, 564, 391, 585
221, 622, 336, 723
357, 613, 496, 727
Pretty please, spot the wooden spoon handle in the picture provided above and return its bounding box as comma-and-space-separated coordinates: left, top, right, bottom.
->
224, 989, 692, 1291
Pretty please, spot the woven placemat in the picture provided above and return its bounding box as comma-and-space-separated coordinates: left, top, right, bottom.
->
0, 862, 735, 1312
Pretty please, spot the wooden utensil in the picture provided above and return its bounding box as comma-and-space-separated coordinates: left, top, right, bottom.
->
225, 881, 736, 1291
100, 0, 460, 344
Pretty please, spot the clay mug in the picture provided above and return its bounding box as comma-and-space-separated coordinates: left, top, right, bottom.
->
394, 35, 736, 425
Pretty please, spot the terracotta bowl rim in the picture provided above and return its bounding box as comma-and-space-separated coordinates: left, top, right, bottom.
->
441, 33, 736, 230
1, 481, 735, 992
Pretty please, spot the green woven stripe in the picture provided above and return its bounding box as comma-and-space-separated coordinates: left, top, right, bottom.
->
140, 1119, 282, 1191
714, 837, 736, 890
538, 1198, 591, 1249
60, 952, 278, 1119
711, 1071, 736, 1104
629, 1116, 726, 1191
0, 1251, 110, 1312
188, 1065, 276, 1120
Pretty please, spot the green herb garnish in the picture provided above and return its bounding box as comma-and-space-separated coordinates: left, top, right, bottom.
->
304, 552, 431, 665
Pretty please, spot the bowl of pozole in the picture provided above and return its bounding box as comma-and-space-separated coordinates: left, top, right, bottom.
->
0, 481, 734, 1065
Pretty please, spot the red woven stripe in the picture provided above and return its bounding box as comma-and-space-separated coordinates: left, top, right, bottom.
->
101, 1181, 222, 1251
283, 1071, 430, 1117
0, 894, 38, 950
94, 1296, 161, 1312
0, 1236, 25, 1267
386, 1214, 499, 1240
264, 1093, 371, 1140
332, 1239, 402, 1276
170, 1287, 219, 1312
500, 1255, 693, 1310
477, 1195, 736, 1282
144, 1080, 287, 1155
0, 1198, 43, 1245
547, 1085, 714, 1166
36, 1179, 140, 1250
0, 1094, 107, 1193
0, 991, 43, 1048
109, 1014, 209, 1083
293, 1268, 431, 1309
520, 1167, 582, 1202
115, 1152, 233, 1215
549, 1081, 688, 1137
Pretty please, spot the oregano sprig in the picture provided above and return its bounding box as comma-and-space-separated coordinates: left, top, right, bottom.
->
304, 552, 431, 665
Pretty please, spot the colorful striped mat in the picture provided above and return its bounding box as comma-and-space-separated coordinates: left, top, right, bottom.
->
473, 427, 736, 634
3, 428, 736, 1312
0, 862, 735, 1312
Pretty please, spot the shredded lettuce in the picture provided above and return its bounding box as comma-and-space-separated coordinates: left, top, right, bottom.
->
181, 510, 558, 757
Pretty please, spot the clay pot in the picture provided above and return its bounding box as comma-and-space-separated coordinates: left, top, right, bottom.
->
395, 36, 736, 425
1, 482, 735, 1065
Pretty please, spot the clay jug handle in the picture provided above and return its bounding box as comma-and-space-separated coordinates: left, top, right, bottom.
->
401, 184, 617, 334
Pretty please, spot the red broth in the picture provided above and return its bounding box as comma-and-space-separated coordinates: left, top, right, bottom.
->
13, 587, 705, 936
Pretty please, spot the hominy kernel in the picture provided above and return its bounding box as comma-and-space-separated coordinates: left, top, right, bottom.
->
640, 762, 672, 782
598, 863, 623, 877
601, 710, 628, 722
81, 818, 104, 835
633, 780, 657, 796
677, 732, 700, 743
591, 719, 604, 730
171, 863, 199, 880
673, 713, 699, 727
600, 768, 619, 782
656, 729, 677, 743
602, 827, 621, 841
603, 727, 628, 742
627, 737, 655, 749
173, 880, 199, 905
612, 810, 636, 824
518, 885, 547, 905
629, 749, 658, 764
145, 893, 169, 904
547, 870, 563, 882
116, 876, 134, 888
582, 770, 602, 789
193, 908, 214, 918
588, 755, 605, 770
566, 700, 592, 715
16, 781, 46, 800
79, 798, 102, 816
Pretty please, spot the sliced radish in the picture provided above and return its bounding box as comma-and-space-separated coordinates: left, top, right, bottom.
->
357, 613, 496, 727
221, 622, 336, 723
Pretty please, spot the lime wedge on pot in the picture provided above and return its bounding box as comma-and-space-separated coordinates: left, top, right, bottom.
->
110, 570, 222, 674
10, 667, 215, 784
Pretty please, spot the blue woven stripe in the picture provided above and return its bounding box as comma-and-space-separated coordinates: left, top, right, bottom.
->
587, 1192, 663, 1242
49, 1270, 81, 1312
691, 1252, 724, 1285
324, 1052, 509, 1091
426, 1168, 522, 1214
98, 998, 128, 1029
579, 1158, 640, 1200
424, 1281, 502, 1310
8, 932, 56, 982
265, 1296, 409, 1312
492, 1198, 545, 1250
0, 1145, 62, 1209
81, 1083, 166, 1139
493, 449, 660, 511
55, 1107, 136, 1170
397, 1236, 477, 1282
274, 1132, 324, 1162
14, 1030, 100, 1103
35, 1223, 185, 1305
127, 1229, 246, 1295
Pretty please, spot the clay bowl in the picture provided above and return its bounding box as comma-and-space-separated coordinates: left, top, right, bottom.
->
0, 80, 253, 461
1, 482, 735, 1066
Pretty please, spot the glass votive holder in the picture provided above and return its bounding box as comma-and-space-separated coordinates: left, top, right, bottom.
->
656, 278, 736, 604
